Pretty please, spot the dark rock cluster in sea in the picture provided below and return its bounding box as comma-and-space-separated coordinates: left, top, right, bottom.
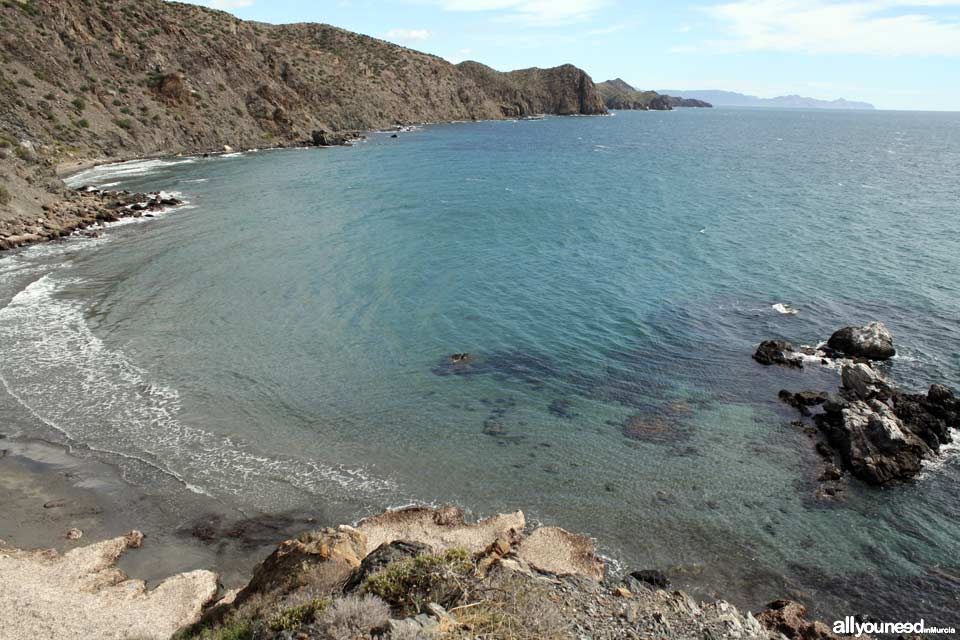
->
755, 321, 958, 488
815, 364, 958, 485
753, 321, 896, 369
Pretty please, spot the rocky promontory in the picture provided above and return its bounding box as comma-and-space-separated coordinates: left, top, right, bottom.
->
596, 79, 712, 111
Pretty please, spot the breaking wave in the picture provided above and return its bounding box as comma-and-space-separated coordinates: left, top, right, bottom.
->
0, 275, 396, 507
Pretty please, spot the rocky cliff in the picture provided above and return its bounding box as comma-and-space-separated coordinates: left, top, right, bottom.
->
0, 0, 606, 235
597, 79, 711, 111
457, 62, 607, 117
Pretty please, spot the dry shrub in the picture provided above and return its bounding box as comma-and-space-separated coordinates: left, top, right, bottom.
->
444, 572, 568, 640
318, 594, 391, 639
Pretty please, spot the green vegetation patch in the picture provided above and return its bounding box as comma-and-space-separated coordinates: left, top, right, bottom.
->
362, 548, 474, 615
267, 597, 330, 632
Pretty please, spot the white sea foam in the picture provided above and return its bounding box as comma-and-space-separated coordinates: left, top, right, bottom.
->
772, 303, 800, 315
919, 429, 960, 478
64, 157, 199, 188
0, 275, 396, 504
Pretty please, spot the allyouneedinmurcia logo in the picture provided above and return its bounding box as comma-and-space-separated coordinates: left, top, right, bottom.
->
833, 616, 957, 637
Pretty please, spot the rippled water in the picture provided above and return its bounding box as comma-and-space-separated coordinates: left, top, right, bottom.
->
1, 109, 959, 622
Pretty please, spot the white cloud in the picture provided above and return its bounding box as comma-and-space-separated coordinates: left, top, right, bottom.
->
431, 0, 609, 25
704, 0, 960, 56
385, 28, 433, 42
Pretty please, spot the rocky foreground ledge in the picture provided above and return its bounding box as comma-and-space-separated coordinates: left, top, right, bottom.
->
1, 506, 838, 640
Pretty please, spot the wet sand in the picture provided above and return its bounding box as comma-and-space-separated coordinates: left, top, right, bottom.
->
0, 436, 328, 590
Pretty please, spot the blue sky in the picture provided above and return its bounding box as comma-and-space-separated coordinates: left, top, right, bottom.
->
181, 1, 960, 110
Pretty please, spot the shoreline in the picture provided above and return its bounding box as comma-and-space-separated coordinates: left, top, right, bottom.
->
0, 438, 836, 640
0, 432, 335, 591
5, 105, 617, 256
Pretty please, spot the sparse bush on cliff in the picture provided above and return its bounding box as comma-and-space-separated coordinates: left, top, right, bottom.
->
0, 185, 10, 206
363, 548, 474, 615
267, 597, 330, 632
453, 572, 568, 640
176, 615, 254, 640
317, 594, 390, 638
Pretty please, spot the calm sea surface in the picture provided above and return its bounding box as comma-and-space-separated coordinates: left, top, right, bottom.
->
1, 109, 958, 621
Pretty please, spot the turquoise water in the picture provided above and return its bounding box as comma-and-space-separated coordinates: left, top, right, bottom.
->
1, 109, 958, 621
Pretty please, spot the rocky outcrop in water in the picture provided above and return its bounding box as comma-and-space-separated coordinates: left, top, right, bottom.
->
756, 322, 957, 486
826, 322, 896, 360
814, 363, 958, 484
753, 321, 895, 369
753, 339, 804, 368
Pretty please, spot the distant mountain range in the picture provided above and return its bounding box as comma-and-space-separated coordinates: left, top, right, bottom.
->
657, 90, 875, 110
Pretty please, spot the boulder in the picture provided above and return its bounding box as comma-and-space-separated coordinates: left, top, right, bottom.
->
342, 540, 431, 593
516, 526, 605, 582
827, 322, 895, 360
753, 340, 803, 368
840, 363, 889, 401
756, 599, 838, 640
235, 526, 366, 605
629, 569, 670, 589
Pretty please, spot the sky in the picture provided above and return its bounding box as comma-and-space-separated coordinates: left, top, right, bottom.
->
178, 0, 960, 111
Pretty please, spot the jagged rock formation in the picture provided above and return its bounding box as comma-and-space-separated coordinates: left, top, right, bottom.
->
596, 79, 711, 111
815, 363, 958, 484
756, 322, 958, 486
0, 0, 606, 233
457, 62, 607, 117
0, 531, 218, 640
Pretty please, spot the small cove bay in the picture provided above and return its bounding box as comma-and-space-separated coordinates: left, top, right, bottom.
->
1, 108, 958, 622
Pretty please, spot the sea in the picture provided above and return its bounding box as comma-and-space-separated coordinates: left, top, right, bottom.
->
1, 108, 958, 622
